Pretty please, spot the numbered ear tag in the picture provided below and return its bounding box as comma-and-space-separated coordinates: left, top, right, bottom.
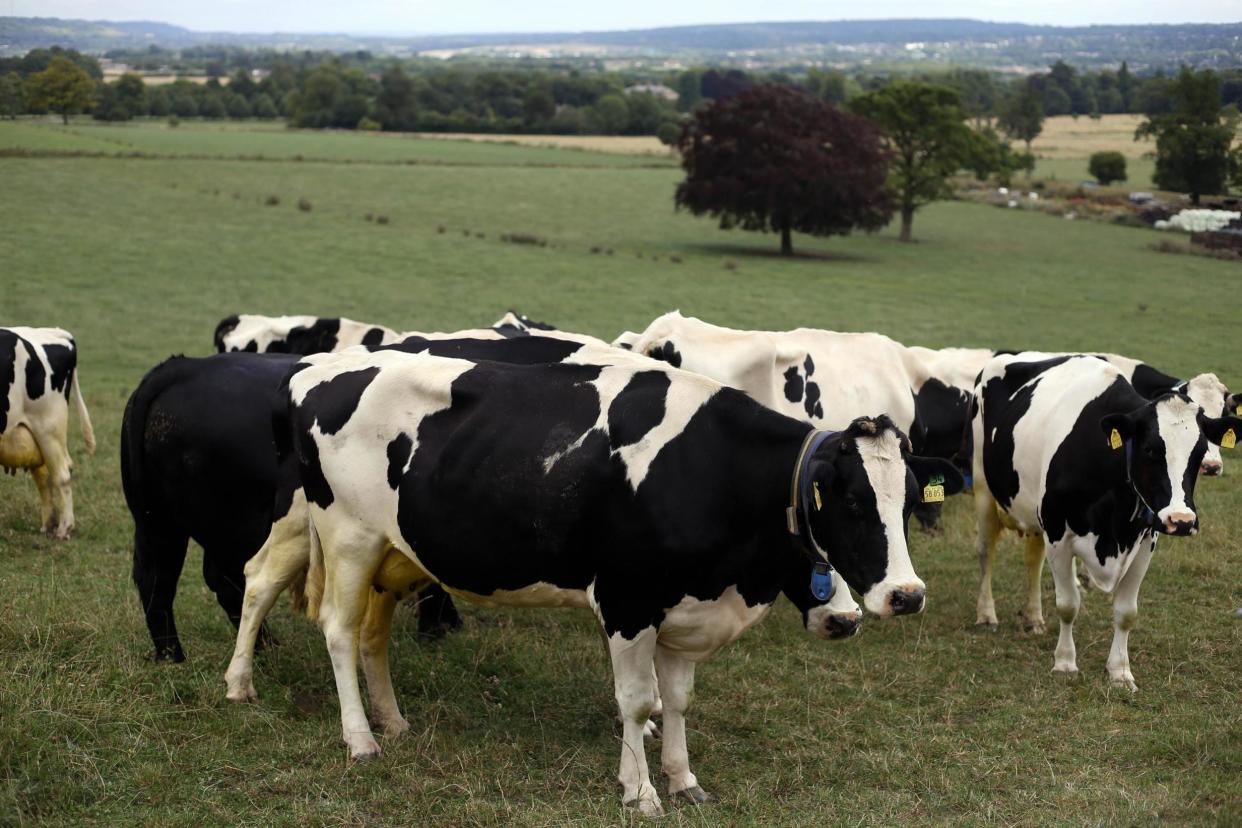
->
1109, 429, 1123, 450
922, 473, 945, 504
1223, 428, 1237, 450
812, 481, 823, 511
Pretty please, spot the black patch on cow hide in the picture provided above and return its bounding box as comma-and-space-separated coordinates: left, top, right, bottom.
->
608, 371, 670, 449
19, 337, 46, 400
43, 343, 75, 399
362, 327, 387, 348
387, 432, 414, 490
783, 367, 804, 403
650, 341, 682, 368
804, 354, 815, 376
213, 315, 240, 353
305, 367, 381, 436
281, 318, 343, 355
803, 380, 822, 420
0, 331, 15, 433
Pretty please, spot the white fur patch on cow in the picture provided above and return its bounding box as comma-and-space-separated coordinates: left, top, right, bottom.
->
658, 585, 775, 662
857, 429, 924, 615
1154, 395, 1201, 524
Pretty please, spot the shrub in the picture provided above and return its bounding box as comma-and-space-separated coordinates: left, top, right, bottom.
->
376, 214, 389, 224
357, 116, 381, 131
265, 195, 280, 206
298, 198, 312, 212
656, 121, 681, 147
167, 115, 180, 128
1089, 151, 1128, 186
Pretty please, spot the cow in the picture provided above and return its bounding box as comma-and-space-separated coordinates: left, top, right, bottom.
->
287, 347, 962, 814
0, 327, 95, 539
971, 353, 1240, 690
629, 311, 931, 442
124, 335, 610, 663
214, 314, 403, 354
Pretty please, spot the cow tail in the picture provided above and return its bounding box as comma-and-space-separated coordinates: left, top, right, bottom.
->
305, 518, 325, 622
121, 356, 189, 546
72, 367, 96, 456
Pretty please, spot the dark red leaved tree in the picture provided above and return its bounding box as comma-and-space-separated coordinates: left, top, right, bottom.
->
675, 84, 893, 256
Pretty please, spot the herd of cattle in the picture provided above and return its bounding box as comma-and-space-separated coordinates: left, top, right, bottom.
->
2, 311, 1239, 816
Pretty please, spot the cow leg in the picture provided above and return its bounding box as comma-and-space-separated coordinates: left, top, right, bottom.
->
35, 429, 74, 540
225, 518, 310, 703
655, 646, 707, 804
607, 625, 662, 817
317, 523, 387, 760
132, 524, 189, 662
974, 489, 1003, 628
1018, 534, 1047, 634
1106, 537, 1156, 692
31, 464, 53, 533
1048, 540, 1080, 676
413, 584, 462, 640
360, 588, 409, 737
202, 550, 247, 632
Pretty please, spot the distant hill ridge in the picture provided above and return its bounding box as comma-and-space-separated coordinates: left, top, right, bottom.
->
3, 15, 1241, 66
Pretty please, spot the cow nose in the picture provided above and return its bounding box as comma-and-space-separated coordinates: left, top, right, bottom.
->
889, 588, 925, 616
1163, 511, 1198, 536
825, 612, 862, 640
1201, 462, 1222, 477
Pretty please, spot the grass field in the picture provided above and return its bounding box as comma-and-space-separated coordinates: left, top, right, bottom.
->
2, 118, 1241, 827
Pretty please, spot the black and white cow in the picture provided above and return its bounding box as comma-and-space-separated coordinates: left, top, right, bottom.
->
972, 353, 1240, 689
288, 348, 962, 814
214, 314, 404, 354
0, 327, 95, 539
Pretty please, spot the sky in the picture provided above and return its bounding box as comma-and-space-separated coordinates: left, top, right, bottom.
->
7, 0, 1241, 34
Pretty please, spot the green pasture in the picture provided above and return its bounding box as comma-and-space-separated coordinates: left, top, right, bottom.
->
1, 119, 1241, 826
1033, 156, 1157, 191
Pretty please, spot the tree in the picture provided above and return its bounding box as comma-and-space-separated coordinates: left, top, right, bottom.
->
656, 120, 681, 146
998, 84, 1043, 177
251, 93, 277, 119
675, 84, 892, 256
1136, 67, 1238, 204
0, 72, 22, 119
1088, 151, 1127, 185
676, 70, 703, 111
114, 73, 147, 116
24, 57, 95, 124
199, 93, 226, 119
226, 92, 252, 118
372, 65, 417, 132
92, 83, 130, 121
1118, 62, 1134, 112
850, 82, 975, 242
523, 83, 555, 127
589, 94, 629, 134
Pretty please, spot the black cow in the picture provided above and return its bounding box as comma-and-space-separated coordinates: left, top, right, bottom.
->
972, 353, 1240, 689
123, 336, 627, 662
288, 348, 962, 814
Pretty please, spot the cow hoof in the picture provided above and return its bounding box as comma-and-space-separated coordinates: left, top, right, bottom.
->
624, 797, 665, 818
672, 785, 711, 805
1051, 665, 1079, 679
1109, 676, 1138, 692
348, 740, 382, 762
975, 619, 998, 632
1019, 618, 1047, 635
643, 719, 662, 740
150, 647, 186, 664
225, 684, 258, 704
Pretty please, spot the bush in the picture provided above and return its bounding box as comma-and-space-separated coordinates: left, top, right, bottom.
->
1089, 151, 1127, 186
356, 116, 381, 131
656, 121, 681, 147
298, 197, 312, 212
167, 115, 180, 128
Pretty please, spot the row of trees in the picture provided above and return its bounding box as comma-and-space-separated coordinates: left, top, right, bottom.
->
677, 70, 1242, 254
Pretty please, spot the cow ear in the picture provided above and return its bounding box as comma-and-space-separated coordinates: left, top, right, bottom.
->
905, 455, 966, 497
1099, 413, 1134, 444
1230, 393, 1242, 415
1201, 415, 1242, 448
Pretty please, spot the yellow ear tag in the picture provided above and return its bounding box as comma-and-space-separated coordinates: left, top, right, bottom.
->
922, 473, 945, 504
812, 481, 823, 510
1109, 429, 1123, 450
1222, 428, 1237, 450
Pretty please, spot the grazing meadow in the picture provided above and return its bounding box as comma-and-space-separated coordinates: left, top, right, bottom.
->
1, 117, 1241, 826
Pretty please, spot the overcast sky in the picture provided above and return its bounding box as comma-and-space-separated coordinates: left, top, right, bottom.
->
8, 1, 1241, 34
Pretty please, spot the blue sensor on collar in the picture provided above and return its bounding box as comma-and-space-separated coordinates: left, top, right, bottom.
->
810, 561, 834, 602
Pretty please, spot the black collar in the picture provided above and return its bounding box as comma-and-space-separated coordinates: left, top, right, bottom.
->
787, 429, 836, 564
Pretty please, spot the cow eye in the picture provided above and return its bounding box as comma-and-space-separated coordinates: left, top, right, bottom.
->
843, 493, 860, 512
1144, 444, 1158, 459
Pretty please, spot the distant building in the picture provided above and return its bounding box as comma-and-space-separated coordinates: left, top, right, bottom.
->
624, 83, 678, 101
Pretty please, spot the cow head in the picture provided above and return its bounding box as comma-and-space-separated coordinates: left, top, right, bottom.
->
1183, 373, 1234, 476
1100, 394, 1242, 536
802, 417, 964, 617
782, 564, 863, 640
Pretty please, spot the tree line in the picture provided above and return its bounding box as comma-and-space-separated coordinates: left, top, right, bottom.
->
5, 45, 1242, 140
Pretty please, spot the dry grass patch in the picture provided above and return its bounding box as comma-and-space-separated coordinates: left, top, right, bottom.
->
416, 132, 672, 157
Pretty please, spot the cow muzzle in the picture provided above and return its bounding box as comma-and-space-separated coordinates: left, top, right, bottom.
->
1201, 461, 1223, 477
824, 612, 862, 640
1161, 511, 1198, 536
889, 588, 926, 616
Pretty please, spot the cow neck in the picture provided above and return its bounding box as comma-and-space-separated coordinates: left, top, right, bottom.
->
1122, 439, 1158, 528
786, 429, 837, 601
